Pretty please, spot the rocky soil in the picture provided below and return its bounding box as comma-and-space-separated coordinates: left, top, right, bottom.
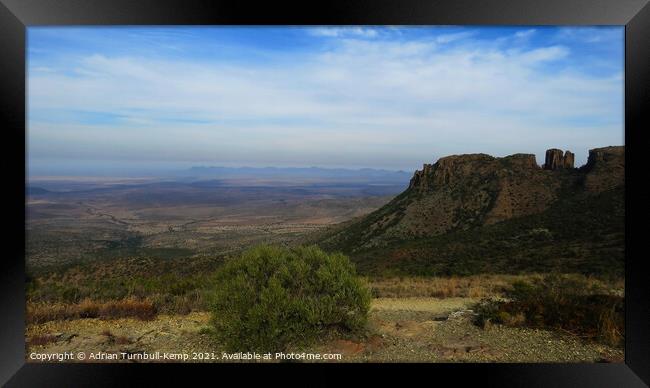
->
26, 297, 623, 363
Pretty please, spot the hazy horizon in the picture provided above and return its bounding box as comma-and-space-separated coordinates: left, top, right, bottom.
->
28, 26, 624, 175
26, 159, 413, 179
28, 146, 622, 179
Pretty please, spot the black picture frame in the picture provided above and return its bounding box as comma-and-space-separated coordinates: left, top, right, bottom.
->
1, 0, 648, 386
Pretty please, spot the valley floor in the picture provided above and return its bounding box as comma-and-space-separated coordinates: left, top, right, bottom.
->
26, 297, 623, 363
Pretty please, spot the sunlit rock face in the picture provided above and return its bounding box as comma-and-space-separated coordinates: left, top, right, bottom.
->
543, 149, 575, 170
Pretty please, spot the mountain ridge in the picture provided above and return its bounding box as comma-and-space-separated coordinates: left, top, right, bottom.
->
310, 146, 624, 277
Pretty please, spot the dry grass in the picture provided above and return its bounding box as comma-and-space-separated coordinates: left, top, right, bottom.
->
114, 335, 133, 344
369, 275, 526, 299
473, 274, 625, 347
371, 297, 473, 314
500, 311, 526, 326
27, 297, 157, 324
100, 329, 133, 344
598, 307, 624, 346
368, 274, 622, 299
27, 334, 58, 347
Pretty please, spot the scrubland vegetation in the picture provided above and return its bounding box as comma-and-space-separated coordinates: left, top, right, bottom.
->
27, 297, 157, 324
208, 245, 371, 352
473, 274, 624, 346
27, 246, 624, 355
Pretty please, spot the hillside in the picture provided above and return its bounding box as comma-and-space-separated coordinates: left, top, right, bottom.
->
312, 146, 625, 277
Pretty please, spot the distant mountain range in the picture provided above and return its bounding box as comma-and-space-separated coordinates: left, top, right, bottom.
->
182, 165, 412, 183
310, 146, 625, 277
27, 187, 52, 196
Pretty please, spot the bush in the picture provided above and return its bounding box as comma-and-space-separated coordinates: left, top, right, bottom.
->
26, 297, 157, 323
473, 274, 624, 346
97, 298, 157, 320
208, 245, 371, 352
28, 334, 58, 347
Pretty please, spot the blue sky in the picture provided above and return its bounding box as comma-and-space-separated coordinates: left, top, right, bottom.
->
27, 26, 624, 174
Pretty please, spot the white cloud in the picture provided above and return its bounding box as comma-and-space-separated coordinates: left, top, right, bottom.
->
514, 29, 536, 39
435, 31, 476, 44
309, 27, 379, 38
555, 27, 622, 43
519, 45, 570, 63
28, 31, 623, 170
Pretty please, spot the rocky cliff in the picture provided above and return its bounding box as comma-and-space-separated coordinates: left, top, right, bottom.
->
316, 146, 624, 254
580, 146, 625, 193
543, 149, 575, 170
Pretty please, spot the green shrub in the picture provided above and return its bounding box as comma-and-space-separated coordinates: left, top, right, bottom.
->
473, 274, 624, 346
208, 245, 371, 352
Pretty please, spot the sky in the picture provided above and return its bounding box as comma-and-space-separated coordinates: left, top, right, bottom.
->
27, 26, 624, 175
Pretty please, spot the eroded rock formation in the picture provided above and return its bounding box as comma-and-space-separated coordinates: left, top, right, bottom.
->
543, 149, 575, 170
581, 146, 625, 192
563, 151, 575, 169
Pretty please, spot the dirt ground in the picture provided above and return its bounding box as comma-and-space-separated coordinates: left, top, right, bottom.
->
26, 297, 623, 363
